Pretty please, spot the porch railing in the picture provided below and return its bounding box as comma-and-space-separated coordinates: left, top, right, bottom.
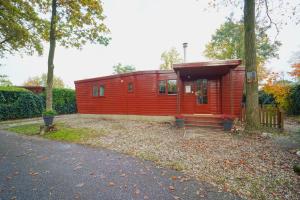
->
240, 105, 284, 130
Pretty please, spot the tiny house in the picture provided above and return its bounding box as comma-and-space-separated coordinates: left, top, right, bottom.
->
74, 60, 245, 119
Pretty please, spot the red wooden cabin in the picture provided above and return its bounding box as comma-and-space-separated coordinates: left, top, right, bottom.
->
75, 60, 245, 121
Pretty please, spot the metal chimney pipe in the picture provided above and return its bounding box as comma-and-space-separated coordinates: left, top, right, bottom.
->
183, 43, 188, 63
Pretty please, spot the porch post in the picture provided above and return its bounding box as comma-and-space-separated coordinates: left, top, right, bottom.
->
176, 70, 181, 114
230, 68, 234, 116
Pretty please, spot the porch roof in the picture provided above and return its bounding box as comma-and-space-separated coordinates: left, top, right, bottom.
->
173, 59, 242, 79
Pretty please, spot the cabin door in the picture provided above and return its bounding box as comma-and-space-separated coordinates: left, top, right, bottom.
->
194, 79, 210, 113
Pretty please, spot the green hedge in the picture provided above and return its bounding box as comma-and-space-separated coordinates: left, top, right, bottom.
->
288, 84, 300, 115
40, 88, 77, 114
0, 87, 44, 120
258, 90, 276, 105
0, 87, 77, 121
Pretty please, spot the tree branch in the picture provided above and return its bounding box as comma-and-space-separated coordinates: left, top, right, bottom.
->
0, 26, 34, 45
264, 0, 279, 38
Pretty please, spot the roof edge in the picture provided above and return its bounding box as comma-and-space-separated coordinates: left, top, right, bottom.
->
173, 59, 242, 70
74, 70, 175, 84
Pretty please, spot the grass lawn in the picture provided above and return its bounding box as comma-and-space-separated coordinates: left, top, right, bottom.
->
7, 123, 106, 144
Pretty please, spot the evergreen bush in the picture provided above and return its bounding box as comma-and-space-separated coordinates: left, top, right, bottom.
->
0, 87, 44, 120
0, 87, 76, 121
288, 84, 300, 115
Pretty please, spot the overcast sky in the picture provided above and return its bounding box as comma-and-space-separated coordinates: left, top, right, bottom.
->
2, 0, 300, 88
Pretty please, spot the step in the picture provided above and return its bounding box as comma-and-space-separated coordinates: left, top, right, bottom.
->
183, 116, 223, 122
184, 120, 223, 126
185, 124, 223, 129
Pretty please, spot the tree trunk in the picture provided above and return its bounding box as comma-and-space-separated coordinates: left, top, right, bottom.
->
46, 0, 57, 111
244, 0, 260, 132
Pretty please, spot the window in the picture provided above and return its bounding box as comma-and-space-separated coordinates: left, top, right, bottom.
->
167, 80, 177, 94
92, 86, 98, 96
99, 85, 105, 96
158, 80, 166, 94
196, 79, 208, 104
128, 82, 133, 92
185, 84, 192, 93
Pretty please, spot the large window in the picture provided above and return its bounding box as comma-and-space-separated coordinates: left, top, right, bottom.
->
99, 85, 105, 96
196, 79, 208, 104
167, 80, 177, 94
92, 86, 98, 96
158, 80, 166, 94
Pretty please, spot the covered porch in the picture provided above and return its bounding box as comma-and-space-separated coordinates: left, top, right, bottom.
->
173, 59, 244, 118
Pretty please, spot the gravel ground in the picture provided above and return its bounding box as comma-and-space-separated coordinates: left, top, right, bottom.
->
53, 114, 300, 200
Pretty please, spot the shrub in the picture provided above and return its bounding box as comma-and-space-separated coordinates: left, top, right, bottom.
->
42, 110, 57, 116
0, 87, 44, 120
258, 90, 276, 105
0, 87, 77, 121
40, 88, 76, 114
288, 84, 300, 115
0, 86, 29, 92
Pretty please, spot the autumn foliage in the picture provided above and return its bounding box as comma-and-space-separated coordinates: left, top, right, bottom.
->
262, 72, 291, 111
289, 63, 300, 81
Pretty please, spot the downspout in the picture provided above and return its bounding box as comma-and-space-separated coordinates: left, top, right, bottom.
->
230, 68, 234, 116
176, 70, 181, 114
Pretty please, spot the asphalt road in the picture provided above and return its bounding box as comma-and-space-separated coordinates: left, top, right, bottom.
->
0, 130, 241, 200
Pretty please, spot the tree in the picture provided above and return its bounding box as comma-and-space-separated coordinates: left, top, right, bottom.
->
263, 72, 291, 111
243, 0, 260, 131
23, 73, 64, 88
289, 50, 300, 82
0, 0, 46, 58
113, 63, 136, 74
204, 19, 281, 82
289, 63, 300, 82
206, 0, 299, 132
0, 74, 12, 86
160, 48, 182, 70
36, 0, 110, 111
0, 66, 12, 86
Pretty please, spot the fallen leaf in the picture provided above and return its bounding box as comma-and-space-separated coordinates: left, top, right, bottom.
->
134, 189, 140, 195
169, 186, 175, 191
76, 183, 85, 188
171, 176, 177, 180
73, 166, 82, 171
74, 193, 81, 199
40, 156, 49, 161
29, 172, 39, 176
100, 174, 105, 179
108, 182, 115, 186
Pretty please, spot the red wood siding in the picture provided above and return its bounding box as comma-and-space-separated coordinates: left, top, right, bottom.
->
221, 66, 245, 116
75, 67, 245, 117
75, 71, 177, 116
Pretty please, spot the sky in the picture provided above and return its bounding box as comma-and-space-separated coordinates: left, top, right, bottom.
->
2, 0, 300, 88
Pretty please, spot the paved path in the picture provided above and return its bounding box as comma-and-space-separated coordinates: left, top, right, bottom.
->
0, 131, 241, 200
